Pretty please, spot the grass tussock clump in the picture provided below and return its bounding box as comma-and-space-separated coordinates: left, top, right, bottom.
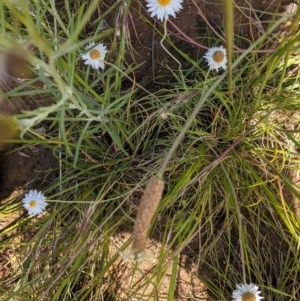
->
0, 0, 300, 300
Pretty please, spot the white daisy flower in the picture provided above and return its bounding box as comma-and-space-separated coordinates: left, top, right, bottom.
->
22, 189, 47, 216
203, 45, 227, 72
146, 0, 183, 22
232, 283, 264, 301
81, 42, 108, 70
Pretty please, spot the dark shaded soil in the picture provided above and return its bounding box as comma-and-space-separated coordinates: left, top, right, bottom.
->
0, 145, 58, 199
0, 0, 297, 200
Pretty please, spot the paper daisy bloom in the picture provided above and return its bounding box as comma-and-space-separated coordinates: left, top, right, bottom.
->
81, 42, 108, 70
22, 189, 47, 216
146, 0, 183, 22
204, 45, 227, 72
232, 283, 264, 301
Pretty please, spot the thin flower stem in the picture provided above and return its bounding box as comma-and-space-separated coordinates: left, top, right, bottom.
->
160, 20, 183, 70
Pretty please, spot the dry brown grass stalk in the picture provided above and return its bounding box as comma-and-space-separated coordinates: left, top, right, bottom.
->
132, 177, 165, 256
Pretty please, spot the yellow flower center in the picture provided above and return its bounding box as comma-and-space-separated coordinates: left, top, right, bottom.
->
90, 49, 101, 60
29, 200, 37, 208
241, 292, 256, 301
158, 0, 171, 6
213, 50, 225, 63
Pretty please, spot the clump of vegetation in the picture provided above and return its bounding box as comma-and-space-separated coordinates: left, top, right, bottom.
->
0, 0, 299, 300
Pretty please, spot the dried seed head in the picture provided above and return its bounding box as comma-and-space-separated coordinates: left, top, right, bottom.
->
132, 177, 165, 256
